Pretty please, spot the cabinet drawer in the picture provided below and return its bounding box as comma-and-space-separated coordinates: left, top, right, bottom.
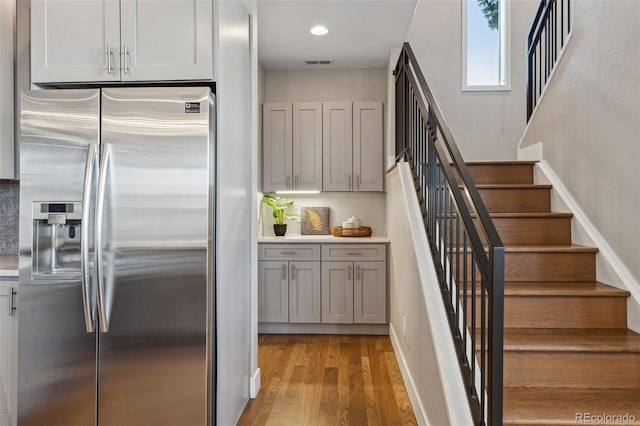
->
322, 244, 386, 262
259, 244, 320, 261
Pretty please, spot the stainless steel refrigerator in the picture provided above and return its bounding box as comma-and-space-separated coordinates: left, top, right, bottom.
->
18, 87, 215, 426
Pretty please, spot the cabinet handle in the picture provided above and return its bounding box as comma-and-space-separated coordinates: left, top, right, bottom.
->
294, 175, 299, 188
347, 174, 352, 190
291, 264, 296, 280
346, 251, 362, 256
347, 264, 352, 280
356, 265, 361, 280
280, 251, 297, 255
9, 287, 16, 316
106, 43, 113, 73
286, 175, 291, 189
123, 45, 130, 74
356, 174, 360, 189
282, 264, 287, 280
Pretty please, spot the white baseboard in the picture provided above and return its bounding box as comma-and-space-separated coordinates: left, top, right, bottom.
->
249, 368, 261, 399
535, 161, 640, 332
389, 324, 430, 426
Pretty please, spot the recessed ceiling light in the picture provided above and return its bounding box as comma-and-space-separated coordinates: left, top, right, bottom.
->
310, 25, 328, 36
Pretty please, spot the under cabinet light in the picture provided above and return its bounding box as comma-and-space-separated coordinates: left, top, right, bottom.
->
275, 190, 321, 195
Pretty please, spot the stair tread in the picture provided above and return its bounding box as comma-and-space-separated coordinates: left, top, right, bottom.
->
474, 184, 552, 189
503, 281, 630, 297
502, 328, 640, 352
504, 244, 598, 253
504, 387, 640, 425
453, 244, 598, 253
490, 212, 573, 218
464, 161, 538, 165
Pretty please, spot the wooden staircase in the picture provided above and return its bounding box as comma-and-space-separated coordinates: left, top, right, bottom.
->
467, 161, 640, 426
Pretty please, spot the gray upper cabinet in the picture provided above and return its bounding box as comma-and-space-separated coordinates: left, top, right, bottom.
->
263, 103, 293, 192
263, 102, 322, 192
31, 0, 213, 84
353, 102, 384, 191
322, 102, 353, 191
323, 102, 384, 192
292, 103, 322, 191
0, 0, 15, 179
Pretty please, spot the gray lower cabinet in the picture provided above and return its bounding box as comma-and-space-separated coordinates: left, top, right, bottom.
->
321, 262, 354, 324
259, 243, 387, 327
354, 261, 387, 324
289, 262, 321, 323
258, 260, 321, 323
258, 261, 289, 323
322, 260, 386, 324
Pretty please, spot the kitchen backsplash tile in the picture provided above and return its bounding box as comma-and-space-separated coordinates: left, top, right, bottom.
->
0, 180, 19, 255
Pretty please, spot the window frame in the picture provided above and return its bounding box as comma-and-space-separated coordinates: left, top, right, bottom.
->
461, 0, 511, 92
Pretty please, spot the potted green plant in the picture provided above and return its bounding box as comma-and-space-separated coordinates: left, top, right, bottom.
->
262, 194, 300, 236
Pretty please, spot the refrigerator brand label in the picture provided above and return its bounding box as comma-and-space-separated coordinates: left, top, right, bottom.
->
185, 102, 201, 113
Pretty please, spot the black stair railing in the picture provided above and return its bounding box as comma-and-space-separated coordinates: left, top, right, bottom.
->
393, 43, 505, 426
526, 0, 572, 120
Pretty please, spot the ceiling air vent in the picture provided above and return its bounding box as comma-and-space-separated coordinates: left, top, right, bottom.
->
304, 59, 333, 65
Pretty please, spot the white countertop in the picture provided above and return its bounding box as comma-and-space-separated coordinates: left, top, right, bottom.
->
0, 255, 19, 278
259, 235, 390, 243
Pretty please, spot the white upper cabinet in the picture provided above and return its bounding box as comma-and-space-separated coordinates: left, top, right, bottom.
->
0, 0, 15, 179
322, 102, 353, 191
263, 103, 293, 192
31, 0, 121, 83
353, 102, 384, 191
292, 103, 322, 191
31, 0, 213, 84
120, 0, 213, 81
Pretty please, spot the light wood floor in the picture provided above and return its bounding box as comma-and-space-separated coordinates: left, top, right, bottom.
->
237, 334, 417, 426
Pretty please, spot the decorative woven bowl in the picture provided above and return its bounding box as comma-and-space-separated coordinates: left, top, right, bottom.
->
331, 226, 372, 237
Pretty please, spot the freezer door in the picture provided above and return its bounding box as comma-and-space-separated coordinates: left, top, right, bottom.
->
98, 87, 213, 426
18, 89, 100, 426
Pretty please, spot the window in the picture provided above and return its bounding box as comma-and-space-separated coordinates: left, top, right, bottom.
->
462, 0, 510, 91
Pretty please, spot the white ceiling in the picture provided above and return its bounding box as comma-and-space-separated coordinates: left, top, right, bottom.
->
258, 0, 417, 70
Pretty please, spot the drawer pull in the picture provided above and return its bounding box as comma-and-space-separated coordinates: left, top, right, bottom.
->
346, 251, 362, 256
280, 251, 297, 255
282, 264, 287, 279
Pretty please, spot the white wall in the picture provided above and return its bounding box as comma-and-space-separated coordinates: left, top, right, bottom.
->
264, 68, 386, 102
404, 0, 539, 160
387, 165, 473, 426
215, 1, 253, 423
518, 0, 640, 284
260, 192, 387, 236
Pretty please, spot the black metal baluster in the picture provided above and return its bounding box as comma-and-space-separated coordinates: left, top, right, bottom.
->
462, 233, 468, 365
449, 192, 454, 312
471, 254, 477, 393
481, 278, 487, 425
455, 213, 461, 334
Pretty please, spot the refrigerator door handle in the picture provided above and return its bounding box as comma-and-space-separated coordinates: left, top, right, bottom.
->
81, 144, 98, 333
96, 143, 112, 333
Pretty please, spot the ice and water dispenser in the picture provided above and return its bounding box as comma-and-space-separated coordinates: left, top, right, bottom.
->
32, 202, 83, 279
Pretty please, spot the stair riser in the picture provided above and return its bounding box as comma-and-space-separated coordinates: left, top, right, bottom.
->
504, 352, 640, 389
467, 296, 628, 328
492, 217, 572, 245
477, 188, 551, 213
440, 216, 572, 245
461, 251, 597, 281
462, 164, 535, 185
